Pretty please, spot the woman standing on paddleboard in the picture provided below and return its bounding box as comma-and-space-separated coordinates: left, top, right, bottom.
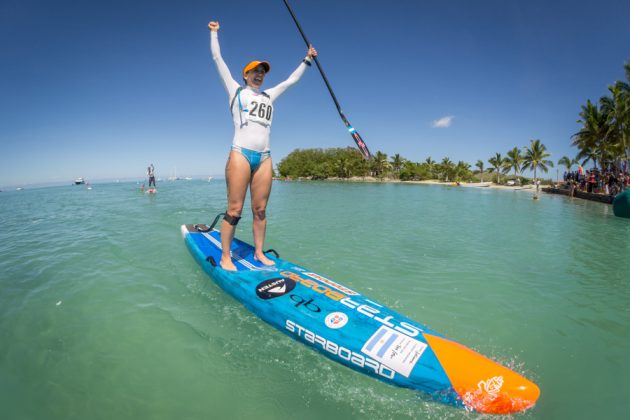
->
208, 20, 317, 271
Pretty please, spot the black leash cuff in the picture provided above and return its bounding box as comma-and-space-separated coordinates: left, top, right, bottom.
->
223, 213, 241, 226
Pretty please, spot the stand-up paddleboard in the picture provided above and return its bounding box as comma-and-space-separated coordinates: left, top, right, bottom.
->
181, 222, 540, 414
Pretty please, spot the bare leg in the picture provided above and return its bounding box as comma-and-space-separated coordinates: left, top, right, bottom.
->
221, 151, 251, 271
250, 157, 274, 265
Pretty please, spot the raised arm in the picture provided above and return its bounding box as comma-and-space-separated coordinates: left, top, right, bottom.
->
265, 45, 317, 101
208, 21, 239, 99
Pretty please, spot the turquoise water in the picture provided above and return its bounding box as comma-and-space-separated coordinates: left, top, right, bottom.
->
1, 181, 629, 419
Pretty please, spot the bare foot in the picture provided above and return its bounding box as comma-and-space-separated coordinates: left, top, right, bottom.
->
220, 256, 237, 271
254, 253, 275, 266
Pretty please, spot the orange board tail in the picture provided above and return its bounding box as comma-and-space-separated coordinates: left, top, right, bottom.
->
424, 333, 540, 414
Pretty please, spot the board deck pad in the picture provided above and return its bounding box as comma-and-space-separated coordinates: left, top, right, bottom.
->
181, 224, 540, 414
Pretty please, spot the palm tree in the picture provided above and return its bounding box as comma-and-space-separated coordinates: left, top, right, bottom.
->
475, 160, 485, 182
440, 157, 454, 181
557, 156, 577, 184
522, 139, 554, 199
576, 144, 599, 169
573, 99, 610, 170
573, 61, 630, 174
488, 153, 506, 184
505, 147, 524, 184
370, 151, 390, 178
424, 157, 436, 179
454, 161, 471, 182
390, 154, 405, 176
600, 80, 630, 170
557, 156, 574, 171
557, 156, 576, 179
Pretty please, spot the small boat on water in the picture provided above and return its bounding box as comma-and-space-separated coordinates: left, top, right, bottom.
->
168, 166, 181, 181
461, 182, 491, 188
74, 177, 85, 185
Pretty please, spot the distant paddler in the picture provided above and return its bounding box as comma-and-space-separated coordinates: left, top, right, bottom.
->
147, 163, 157, 193
208, 19, 317, 271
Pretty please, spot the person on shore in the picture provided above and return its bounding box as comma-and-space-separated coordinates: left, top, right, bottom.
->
208, 20, 317, 271
587, 171, 596, 193
147, 164, 156, 192
569, 180, 576, 198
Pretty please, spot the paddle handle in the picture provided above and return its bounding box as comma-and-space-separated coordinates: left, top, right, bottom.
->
281, 0, 372, 159
282, 0, 342, 115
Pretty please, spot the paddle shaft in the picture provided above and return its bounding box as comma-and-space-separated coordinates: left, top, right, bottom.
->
281, 0, 372, 159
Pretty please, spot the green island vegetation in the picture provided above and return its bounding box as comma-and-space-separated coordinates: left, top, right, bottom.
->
278, 61, 629, 193
276, 144, 550, 186
568, 61, 630, 172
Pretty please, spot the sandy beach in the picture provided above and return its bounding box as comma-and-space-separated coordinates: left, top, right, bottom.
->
280, 176, 540, 193
417, 180, 538, 193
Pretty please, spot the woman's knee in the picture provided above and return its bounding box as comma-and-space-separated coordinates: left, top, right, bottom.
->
252, 206, 267, 220
227, 205, 244, 218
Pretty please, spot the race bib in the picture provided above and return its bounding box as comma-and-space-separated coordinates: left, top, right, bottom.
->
246, 94, 273, 125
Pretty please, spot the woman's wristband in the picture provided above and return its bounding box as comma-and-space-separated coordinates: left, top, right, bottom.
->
303, 58, 312, 66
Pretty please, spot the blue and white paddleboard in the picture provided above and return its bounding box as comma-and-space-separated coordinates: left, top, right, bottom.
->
181, 224, 539, 414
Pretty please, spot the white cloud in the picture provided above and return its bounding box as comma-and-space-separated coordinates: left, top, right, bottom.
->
432, 115, 455, 128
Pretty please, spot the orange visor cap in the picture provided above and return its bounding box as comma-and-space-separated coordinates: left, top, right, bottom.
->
242, 60, 271, 78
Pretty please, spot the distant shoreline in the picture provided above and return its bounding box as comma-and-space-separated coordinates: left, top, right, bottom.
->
275, 176, 539, 193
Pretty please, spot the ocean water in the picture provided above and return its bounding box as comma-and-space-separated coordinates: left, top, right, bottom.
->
1, 180, 629, 419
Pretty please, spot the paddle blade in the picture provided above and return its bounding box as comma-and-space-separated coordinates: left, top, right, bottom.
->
350, 129, 371, 159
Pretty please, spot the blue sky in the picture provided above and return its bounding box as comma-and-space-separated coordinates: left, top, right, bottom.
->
1, 0, 629, 187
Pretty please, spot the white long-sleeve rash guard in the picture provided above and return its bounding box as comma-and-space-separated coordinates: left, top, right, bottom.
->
210, 31, 311, 152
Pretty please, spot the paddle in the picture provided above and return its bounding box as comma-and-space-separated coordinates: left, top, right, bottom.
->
281, 0, 372, 159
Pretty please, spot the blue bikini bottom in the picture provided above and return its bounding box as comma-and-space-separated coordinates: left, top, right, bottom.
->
231, 145, 271, 172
